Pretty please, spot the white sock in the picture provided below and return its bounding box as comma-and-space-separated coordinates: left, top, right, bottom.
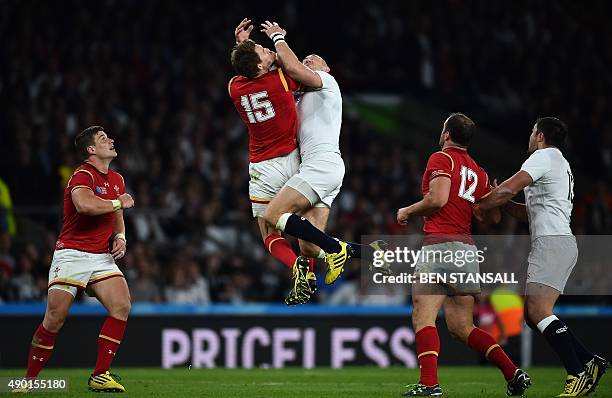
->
536, 315, 559, 333
275, 213, 292, 231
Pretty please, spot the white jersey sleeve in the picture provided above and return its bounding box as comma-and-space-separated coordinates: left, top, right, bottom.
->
317, 71, 336, 90
521, 149, 551, 182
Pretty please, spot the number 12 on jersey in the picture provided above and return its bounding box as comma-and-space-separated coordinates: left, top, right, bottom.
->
458, 165, 478, 203
240, 91, 276, 123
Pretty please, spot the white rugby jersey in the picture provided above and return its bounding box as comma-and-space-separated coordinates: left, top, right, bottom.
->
520, 147, 574, 239
296, 71, 342, 162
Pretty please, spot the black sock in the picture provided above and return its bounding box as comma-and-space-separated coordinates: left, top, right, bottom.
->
345, 242, 367, 259
568, 329, 594, 365
542, 319, 585, 376
284, 214, 342, 253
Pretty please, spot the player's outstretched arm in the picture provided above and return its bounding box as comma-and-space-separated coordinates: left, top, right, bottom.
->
476, 171, 532, 213
234, 17, 253, 44
397, 177, 451, 224
260, 20, 323, 88
72, 188, 134, 216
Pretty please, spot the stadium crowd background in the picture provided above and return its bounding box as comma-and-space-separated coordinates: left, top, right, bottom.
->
0, 0, 610, 304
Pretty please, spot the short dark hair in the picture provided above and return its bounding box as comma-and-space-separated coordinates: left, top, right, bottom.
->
75, 126, 103, 161
535, 117, 567, 148
231, 40, 261, 79
444, 112, 475, 147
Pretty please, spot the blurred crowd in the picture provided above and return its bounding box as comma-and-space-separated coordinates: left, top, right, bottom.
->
0, 1, 610, 304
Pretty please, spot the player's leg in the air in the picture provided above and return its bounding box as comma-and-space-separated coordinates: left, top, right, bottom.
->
403, 294, 445, 397
263, 185, 355, 285
443, 295, 531, 396
292, 206, 330, 304
525, 283, 605, 396
86, 276, 131, 393
257, 216, 309, 305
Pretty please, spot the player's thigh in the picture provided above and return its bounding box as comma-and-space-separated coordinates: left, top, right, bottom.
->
524, 282, 559, 324
443, 295, 476, 342
89, 276, 131, 320
412, 294, 446, 331
43, 289, 75, 332
264, 185, 311, 223
298, 207, 330, 255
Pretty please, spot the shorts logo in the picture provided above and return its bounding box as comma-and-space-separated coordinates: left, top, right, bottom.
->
53, 266, 61, 278
96, 186, 108, 194
556, 326, 568, 334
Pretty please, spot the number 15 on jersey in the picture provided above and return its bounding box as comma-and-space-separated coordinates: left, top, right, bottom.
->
241, 91, 276, 123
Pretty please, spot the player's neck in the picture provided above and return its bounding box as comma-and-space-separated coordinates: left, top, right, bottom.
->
84, 157, 111, 174
442, 143, 467, 151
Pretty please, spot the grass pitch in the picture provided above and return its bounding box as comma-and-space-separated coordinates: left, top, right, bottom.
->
1, 367, 610, 397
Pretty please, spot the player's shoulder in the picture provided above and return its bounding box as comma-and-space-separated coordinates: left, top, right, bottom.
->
72, 164, 96, 181
429, 150, 456, 170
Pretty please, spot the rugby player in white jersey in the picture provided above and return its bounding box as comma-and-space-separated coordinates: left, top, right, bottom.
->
259, 21, 383, 304
475, 117, 608, 396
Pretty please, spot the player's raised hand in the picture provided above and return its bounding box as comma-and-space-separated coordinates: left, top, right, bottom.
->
235, 17, 253, 44
118, 193, 134, 209
260, 20, 286, 39
111, 235, 127, 260
397, 207, 412, 225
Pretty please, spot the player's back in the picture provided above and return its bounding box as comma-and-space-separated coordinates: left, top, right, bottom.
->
296, 71, 342, 161
229, 68, 300, 163
520, 147, 573, 239
422, 147, 491, 242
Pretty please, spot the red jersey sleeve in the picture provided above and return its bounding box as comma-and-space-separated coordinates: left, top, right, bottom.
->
475, 167, 492, 201
425, 152, 453, 181
67, 169, 95, 194
277, 68, 301, 92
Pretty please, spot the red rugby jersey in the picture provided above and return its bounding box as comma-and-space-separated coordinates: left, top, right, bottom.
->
56, 163, 125, 254
421, 147, 491, 241
229, 68, 301, 163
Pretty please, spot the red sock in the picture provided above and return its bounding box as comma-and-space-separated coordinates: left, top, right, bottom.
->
416, 326, 440, 386
93, 316, 127, 376
264, 234, 297, 269
26, 324, 57, 378
468, 327, 517, 381
301, 254, 315, 272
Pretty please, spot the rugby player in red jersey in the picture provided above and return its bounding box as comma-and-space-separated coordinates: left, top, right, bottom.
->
396, 113, 530, 396
20, 126, 134, 393
229, 18, 356, 304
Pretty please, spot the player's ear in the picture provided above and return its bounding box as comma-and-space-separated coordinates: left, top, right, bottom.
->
87, 145, 96, 155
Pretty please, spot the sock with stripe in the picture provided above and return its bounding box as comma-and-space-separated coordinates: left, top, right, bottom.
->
468, 327, 517, 381
416, 326, 440, 386
26, 324, 57, 378
277, 214, 342, 253
93, 316, 127, 376
264, 233, 298, 269
538, 315, 585, 376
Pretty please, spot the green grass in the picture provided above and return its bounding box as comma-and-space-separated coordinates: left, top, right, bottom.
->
1, 367, 610, 397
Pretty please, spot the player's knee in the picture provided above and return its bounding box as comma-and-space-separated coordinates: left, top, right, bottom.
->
262, 206, 280, 227
110, 299, 131, 320
44, 307, 69, 333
